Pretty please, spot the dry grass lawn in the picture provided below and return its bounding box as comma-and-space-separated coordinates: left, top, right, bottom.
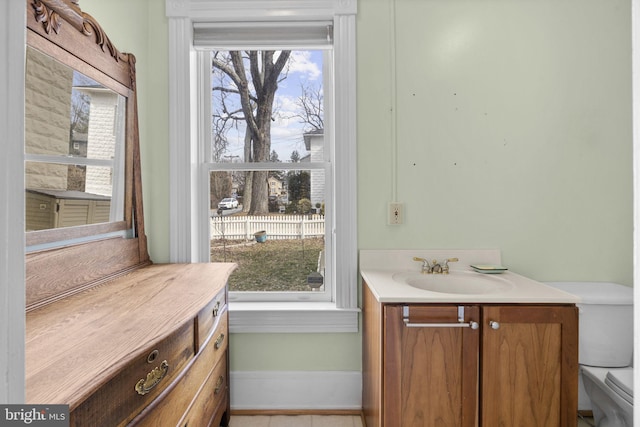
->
211, 237, 324, 292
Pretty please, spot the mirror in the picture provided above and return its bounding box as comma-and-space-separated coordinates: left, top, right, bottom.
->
25, 0, 149, 309
25, 47, 126, 231
25, 0, 146, 253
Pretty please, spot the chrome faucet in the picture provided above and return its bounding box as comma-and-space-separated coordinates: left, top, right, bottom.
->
412, 257, 435, 274
442, 258, 458, 274
412, 257, 459, 274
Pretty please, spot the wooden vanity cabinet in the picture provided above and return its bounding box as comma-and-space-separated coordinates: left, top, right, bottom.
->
480, 305, 578, 427
382, 304, 480, 427
362, 283, 578, 427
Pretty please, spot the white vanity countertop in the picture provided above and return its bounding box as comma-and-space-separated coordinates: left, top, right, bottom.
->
360, 249, 580, 304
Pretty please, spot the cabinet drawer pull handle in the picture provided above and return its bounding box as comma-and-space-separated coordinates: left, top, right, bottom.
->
215, 333, 225, 349
402, 306, 478, 329
403, 319, 479, 329
135, 360, 169, 395
213, 301, 221, 317
489, 321, 500, 330
214, 375, 225, 394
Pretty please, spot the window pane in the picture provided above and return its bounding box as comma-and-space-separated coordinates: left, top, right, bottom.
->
208, 48, 328, 296
210, 50, 324, 165
209, 169, 326, 292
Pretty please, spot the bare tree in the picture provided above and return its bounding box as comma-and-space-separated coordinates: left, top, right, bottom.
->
211, 50, 291, 214
293, 82, 323, 132
70, 90, 90, 137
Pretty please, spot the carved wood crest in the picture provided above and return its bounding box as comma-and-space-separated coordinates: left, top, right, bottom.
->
30, 0, 135, 88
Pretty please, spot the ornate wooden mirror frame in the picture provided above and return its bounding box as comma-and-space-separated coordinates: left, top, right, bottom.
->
25, 0, 149, 310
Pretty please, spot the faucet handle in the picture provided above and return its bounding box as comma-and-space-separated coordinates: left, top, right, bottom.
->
442, 258, 459, 274
412, 257, 432, 274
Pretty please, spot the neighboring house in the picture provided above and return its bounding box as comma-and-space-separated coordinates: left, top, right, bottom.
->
267, 175, 284, 198
303, 129, 325, 209
25, 46, 73, 191
71, 131, 88, 157
79, 84, 122, 198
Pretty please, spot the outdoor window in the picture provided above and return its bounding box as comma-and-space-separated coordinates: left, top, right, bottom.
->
200, 42, 333, 302
166, 0, 357, 331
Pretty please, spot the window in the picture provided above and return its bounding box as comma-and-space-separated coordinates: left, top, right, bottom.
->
201, 44, 332, 301
166, 0, 357, 332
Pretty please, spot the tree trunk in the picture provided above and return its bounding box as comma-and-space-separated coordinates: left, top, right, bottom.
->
242, 129, 252, 213
243, 171, 253, 213
214, 50, 291, 215
249, 170, 269, 215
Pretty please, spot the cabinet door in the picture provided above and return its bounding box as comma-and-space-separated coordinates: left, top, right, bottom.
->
481, 305, 578, 427
384, 305, 480, 427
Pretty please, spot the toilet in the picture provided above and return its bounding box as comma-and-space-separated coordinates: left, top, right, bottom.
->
546, 282, 633, 427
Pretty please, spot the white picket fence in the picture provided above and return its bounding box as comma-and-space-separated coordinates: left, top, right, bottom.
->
211, 214, 325, 240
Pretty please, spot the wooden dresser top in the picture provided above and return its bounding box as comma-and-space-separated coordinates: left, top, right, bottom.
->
26, 263, 236, 407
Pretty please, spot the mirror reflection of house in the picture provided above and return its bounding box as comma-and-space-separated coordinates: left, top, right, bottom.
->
77, 83, 123, 198
24, 47, 124, 230
25, 188, 111, 230
25, 47, 73, 193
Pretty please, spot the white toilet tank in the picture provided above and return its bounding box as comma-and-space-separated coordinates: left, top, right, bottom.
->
545, 282, 633, 367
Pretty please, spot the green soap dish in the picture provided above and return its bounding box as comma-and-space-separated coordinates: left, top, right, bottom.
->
470, 264, 508, 274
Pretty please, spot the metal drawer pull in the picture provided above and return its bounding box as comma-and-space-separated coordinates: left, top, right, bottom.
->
214, 375, 225, 395
135, 360, 169, 395
214, 333, 225, 349
489, 320, 500, 330
403, 319, 479, 329
212, 301, 221, 317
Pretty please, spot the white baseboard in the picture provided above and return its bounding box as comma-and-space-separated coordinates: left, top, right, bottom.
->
230, 370, 362, 410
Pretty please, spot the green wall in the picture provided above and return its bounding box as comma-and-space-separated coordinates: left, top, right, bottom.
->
83, 0, 632, 373
359, 0, 632, 284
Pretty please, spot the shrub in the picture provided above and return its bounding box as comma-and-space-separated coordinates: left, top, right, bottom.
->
297, 198, 312, 214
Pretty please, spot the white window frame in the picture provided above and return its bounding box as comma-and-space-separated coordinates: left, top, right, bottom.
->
165, 0, 358, 333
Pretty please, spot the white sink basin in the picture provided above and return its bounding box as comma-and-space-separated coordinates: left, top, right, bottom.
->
392, 270, 513, 295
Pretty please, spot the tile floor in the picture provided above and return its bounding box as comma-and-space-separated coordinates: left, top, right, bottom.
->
577, 414, 596, 427
229, 414, 595, 427
229, 415, 362, 427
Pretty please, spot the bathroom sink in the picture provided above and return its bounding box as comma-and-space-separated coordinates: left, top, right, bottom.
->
392, 270, 513, 295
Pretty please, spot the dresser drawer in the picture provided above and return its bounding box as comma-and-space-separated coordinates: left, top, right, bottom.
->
197, 289, 227, 350
132, 316, 228, 427
71, 321, 196, 427
181, 357, 228, 427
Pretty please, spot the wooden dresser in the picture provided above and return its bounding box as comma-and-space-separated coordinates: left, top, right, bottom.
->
26, 263, 235, 426
24, 2, 235, 425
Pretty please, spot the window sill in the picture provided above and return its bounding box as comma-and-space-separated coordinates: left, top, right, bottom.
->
229, 301, 360, 333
